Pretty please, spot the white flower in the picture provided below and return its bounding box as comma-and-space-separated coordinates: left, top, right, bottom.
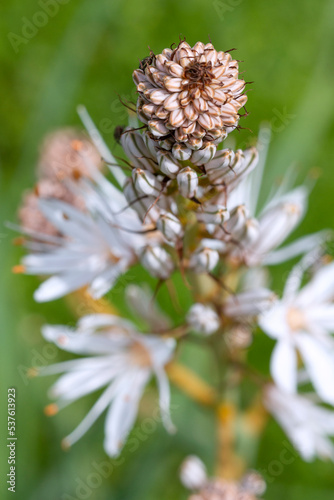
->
187, 303, 221, 335
16, 109, 162, 302
224, 288, 277, 318
264, 384, 334, 461
260, 257, 334, 404
126, 284, 171, 332
20, 198, 147, 302
39, 313, 176, 457
214, 128, 326, 266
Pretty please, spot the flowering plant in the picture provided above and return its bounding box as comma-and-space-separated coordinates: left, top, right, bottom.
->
14, 39, 334, 498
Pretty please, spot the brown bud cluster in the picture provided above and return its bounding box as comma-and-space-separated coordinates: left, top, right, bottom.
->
133, 40, 247, 160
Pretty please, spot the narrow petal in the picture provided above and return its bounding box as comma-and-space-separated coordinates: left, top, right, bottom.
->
270, 340, 297, 394
296, 334, 334, 404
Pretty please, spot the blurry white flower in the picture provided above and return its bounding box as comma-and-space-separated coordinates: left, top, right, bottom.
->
126, 284, 171, 331
245, 187, 309, 266
260, 259, 334, 404
224, 288, 277, 318
15, 111, 164, 302
187, 303, 221, 335
18, 179, 84, 238
19, 197, 145, 302
40, 314, 176, 457
18, 128, 102, 238
180, 455, 208, 490
264, 384, 334, 461
220, 128, 326, 266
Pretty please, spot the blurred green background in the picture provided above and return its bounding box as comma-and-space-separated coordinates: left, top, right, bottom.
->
1, 0, 334, 499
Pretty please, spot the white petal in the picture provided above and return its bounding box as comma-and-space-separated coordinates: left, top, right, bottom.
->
263, 232, 327, 266
259, 303, 290, 340
153, 365, 175, 434
77, 105, 126, 186
270, 340, 297, 394
306, 305, 334, 333
296, 334, 334, 404
297, 262, 334, 307
103, 370, 149, 457
64, 383, 118, 447
34, 272, 95, 302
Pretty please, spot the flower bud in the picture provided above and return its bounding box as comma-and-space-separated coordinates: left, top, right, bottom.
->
187, 304, 220, 335
157, 137, 174, 151
120, 128, 156, 172
172, 143, 192, 161
224, 325, 253, 350
177, 167, 198, 198
191, 142, 217, 166
180, 455, 207, 490
240, 471, 266, 496
141, 245, 174, 279
197, 204, 230, 226
123, 178, 160, 223
157, 151, 180, 178
156, 211, 183, 242
132, 168, 162, 196
143, 131, 159, 157
190, 247, 219, 272
224, 204, 249, 237
148, 119, 169, 137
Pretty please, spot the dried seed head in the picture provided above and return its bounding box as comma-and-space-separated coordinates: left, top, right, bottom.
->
37, 128, 103, 181
133, 40, 247, 160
